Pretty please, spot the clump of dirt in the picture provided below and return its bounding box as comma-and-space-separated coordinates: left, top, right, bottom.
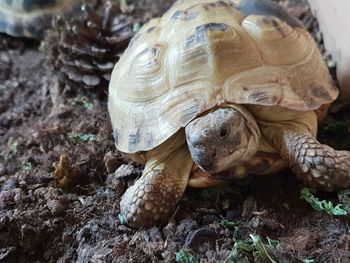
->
1, 0, 349, 263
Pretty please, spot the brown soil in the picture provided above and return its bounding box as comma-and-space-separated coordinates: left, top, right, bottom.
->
1, 0, 349, 262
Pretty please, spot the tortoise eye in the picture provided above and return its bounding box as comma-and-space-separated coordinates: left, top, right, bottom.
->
218, 125, 230, 140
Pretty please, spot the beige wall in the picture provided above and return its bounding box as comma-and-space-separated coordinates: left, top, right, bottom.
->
308, 0, 350, 101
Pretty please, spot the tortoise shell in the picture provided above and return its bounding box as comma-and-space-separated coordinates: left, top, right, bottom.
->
0, 0, 82, 38
108, 0, 338, 153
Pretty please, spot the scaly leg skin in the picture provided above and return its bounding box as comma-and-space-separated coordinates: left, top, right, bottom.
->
267, 128, 350, 191
120, 133, 193, 228
261, 115, 350, 191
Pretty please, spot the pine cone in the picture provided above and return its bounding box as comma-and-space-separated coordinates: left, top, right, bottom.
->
46, 0, 138, 90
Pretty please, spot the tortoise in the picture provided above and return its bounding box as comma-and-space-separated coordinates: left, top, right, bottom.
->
0, 0, 82, 38
108, 0, 350, 228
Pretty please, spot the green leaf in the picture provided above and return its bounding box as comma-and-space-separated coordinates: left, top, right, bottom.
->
176, 249, 198, 263
118, 214, 127, 225
250, 234, 279, 263
10, 142, 18, 155
230, 240, 254, 263
300, 188, 347, 216
133, 22, 142, 32
72, 96, 94, 110
69, 133, 101, 143
22, 162, 33, 172
230, 235, 280, 263
267, 237, 281, 251
338, 189, 350, 213
220, 219, 240, 231
38, 41, 48, 53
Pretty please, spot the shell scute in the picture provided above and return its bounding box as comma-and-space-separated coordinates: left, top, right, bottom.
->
237, 0, 302, 28
171, 9, 199, 21
196, 22, 229, 34
128, 129, 142, 152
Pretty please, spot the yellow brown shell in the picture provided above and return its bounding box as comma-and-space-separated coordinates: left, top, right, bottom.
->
108, 0, 338, 153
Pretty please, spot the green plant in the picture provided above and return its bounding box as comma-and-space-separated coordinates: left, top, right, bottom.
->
229, 235, 280, 263
118, 214, 127, 225
337, 189, 350, 213
22, 162, 33, 172
10, 142, 18, 155
300, 188, 347, 216
69, 133, 101, 143
72, 97, 94, 110
220, 219, 240, 232
176, 249, 198, 263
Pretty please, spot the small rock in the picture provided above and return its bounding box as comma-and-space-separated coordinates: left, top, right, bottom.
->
34, 187, 61, 201
117, 224, 132, 233
0, 162, 5, 176
0, 215, 10, 229
241, 196, 257, 218
175, 218, 198, 238
13, 189, 22, 203
225, 209, 240, 221
201, 214, 219, 225
114, 164, 137, 179
103, 151, 121, 174
248, 216, 284, 232
163, 220, 176, 238
1, 177, 18, 192
161, 238, 180, 259
184, 228, 221, 252
0, 188, 22, 208
49, 104, 73, 118
47, 199, 67, 216
76, 220, 100, 243
106, 173, 126, 194
146, 227, 163, 243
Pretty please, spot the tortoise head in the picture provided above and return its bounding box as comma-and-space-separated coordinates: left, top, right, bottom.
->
185, 106, 261, 173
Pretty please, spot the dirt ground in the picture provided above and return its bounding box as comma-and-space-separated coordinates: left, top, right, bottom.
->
1, 0, 350, 262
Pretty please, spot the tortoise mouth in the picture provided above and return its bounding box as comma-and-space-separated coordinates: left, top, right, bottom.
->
198, 163, 216, 173
194, 153, 217, 173
208, 164, 247, 179
209, 170, 234, 179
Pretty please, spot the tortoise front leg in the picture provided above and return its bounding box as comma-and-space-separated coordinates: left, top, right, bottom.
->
120, 136, 193, 227
266, 128, 350, 191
